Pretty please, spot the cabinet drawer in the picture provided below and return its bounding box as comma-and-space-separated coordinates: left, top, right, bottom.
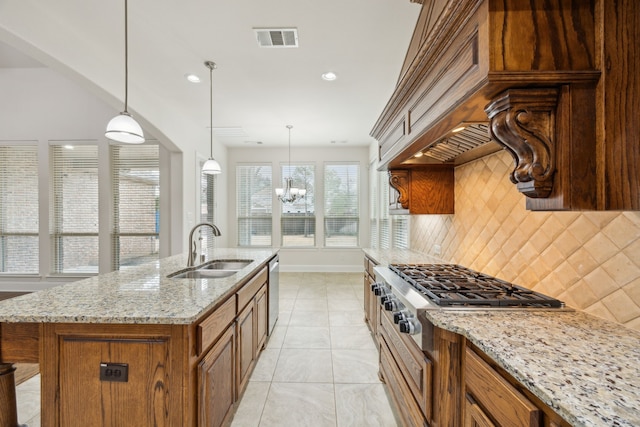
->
465, 347, 540, 427
237, 267, 268, 311
366, 257, 377, 278
380, 309, 432, 420
197, 296, 236, 356
380, 335, 427, 427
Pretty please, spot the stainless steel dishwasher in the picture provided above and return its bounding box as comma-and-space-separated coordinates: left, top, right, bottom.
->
268, 255, 279, 335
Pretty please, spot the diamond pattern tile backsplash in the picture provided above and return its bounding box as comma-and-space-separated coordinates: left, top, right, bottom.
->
410, 150, 640, 331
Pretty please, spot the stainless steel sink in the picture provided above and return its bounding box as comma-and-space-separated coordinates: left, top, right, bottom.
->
200, 259, 253, 270
168, 259, 253, 279
169, 269, 238, 279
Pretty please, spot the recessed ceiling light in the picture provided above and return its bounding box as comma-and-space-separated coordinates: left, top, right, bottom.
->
322, 72, 337, 81
185, 73, 201, 83
414, 152, 423, 158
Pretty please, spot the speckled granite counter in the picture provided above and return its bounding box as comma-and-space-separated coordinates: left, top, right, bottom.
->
0, 248, 277, 325
363, 248, 640, 427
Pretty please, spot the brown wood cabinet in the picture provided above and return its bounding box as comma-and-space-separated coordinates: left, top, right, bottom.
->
464, 344, 572, 427
198, 324, 235, 427
363, 256, 380, 340
379, 309, 433, 423
389, 167, 454, 214
464, 346, 540, 427
236, 267, 269, 397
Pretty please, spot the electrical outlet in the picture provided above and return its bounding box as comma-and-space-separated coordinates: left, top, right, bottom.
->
100, 363, 129, 382
433, 244, 441, 256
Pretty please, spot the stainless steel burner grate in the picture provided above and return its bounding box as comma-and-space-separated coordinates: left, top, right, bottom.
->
389, 264, 564, 308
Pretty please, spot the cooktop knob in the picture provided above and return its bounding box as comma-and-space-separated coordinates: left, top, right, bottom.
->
398, 320, 411, 334
399, 318, 419, 334
384, 298, 398, 311
393, 311, 405, 324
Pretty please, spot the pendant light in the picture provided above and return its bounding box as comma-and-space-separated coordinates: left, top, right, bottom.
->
202, 61, 222, 175
275, 125, 306, 203
105, 0, 145, 144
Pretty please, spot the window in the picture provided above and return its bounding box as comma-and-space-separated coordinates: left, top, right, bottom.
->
237, 164, 272, 246
0, 145, 39, 273
379, 171, 390, 249
392, 215, 409, 249
369, 167, 409, 250
112, 145, 159, 270
324, 163, 359, 247
280, 164, 315, 247
51, 144, 99, 274
199, 165, 218, 254
369, 161, 378, 249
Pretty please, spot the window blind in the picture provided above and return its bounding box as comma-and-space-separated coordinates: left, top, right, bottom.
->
369, 161, 378, 249
237, 164, 272, 246
392, 215, 410, 249
324, 163, 359, 247
379, 171, 390, 249
51, 144, 99, 274
0, 145, 39, 273
199, 168, 218, 254
111, 144, 159, 270
280, 164, 315, 247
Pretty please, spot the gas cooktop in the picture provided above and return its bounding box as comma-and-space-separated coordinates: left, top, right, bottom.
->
389, 264, 564, 308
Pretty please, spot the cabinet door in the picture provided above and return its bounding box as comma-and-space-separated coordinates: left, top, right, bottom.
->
198, 325, 235, 427
255, 284, 268, 353
464, 395, 495, 427
237, 301, 255, 395
367, 275, 379, 337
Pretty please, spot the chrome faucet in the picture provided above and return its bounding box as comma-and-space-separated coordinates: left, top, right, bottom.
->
187, 222, 221, 267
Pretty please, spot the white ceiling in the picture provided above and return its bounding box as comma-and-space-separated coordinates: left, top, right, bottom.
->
0, 0, 419, 150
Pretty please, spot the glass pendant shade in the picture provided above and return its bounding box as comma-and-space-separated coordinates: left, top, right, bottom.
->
202, 157, 222, 175
105, 0, 145, 144
105, 112, 144, 144
201, 60, 222, 175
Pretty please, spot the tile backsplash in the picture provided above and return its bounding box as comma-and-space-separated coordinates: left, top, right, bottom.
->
410, 150, 640, 331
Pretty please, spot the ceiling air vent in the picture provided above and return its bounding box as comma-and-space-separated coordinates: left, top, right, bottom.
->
253, 28, 298, 48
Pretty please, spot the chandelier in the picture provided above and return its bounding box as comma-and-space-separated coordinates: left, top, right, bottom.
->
275, 125, 306, 203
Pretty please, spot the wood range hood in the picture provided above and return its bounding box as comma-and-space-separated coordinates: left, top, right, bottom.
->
371, 0, 640, 212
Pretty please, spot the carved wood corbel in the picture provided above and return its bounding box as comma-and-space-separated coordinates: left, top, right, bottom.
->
485, 88, 559, 198
389, 170, 410, 209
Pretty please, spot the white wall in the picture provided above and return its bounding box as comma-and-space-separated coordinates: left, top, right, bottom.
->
228, 146, 370, 272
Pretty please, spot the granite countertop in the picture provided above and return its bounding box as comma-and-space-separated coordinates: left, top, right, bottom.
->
0, 248, 278, 325
363, 248, 640, 427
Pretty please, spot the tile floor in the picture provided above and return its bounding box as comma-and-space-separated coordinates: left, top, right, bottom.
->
15, 272, 399, 427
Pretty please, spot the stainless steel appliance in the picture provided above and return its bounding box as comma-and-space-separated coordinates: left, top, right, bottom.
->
374, 264, 568, 350
268, 255, 279, 335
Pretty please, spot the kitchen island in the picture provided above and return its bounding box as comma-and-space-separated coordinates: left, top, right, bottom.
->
0, 248, 278, 427
364, 248, 640, 427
